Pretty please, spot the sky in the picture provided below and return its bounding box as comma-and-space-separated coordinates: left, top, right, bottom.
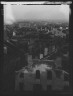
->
4, 4, 70, 24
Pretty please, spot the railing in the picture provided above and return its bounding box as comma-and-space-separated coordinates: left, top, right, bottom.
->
40, 49, 57, 60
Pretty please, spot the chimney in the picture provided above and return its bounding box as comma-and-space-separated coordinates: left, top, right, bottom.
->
27, 54, 33, 67
40, 54, 43, 59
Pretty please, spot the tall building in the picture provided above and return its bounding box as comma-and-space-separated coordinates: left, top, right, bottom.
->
44, 48, 48, 56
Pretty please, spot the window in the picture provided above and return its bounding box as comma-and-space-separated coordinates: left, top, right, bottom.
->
47, 70, 52, 80
47, 85, 52, 91
36, 70, 40, 79
33, 84, 42, 91
19, 82, 24, 91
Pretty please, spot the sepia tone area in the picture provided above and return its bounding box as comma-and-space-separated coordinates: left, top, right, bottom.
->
3, 4, 71, 94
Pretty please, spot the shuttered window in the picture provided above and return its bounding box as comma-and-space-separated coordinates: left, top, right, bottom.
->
36, 70, 40, 79
47, 70, 52, 80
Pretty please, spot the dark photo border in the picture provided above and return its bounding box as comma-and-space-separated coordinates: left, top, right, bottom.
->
0, 1, 72, 96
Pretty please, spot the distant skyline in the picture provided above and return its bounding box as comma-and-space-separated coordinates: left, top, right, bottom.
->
4, 4, 70, 24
